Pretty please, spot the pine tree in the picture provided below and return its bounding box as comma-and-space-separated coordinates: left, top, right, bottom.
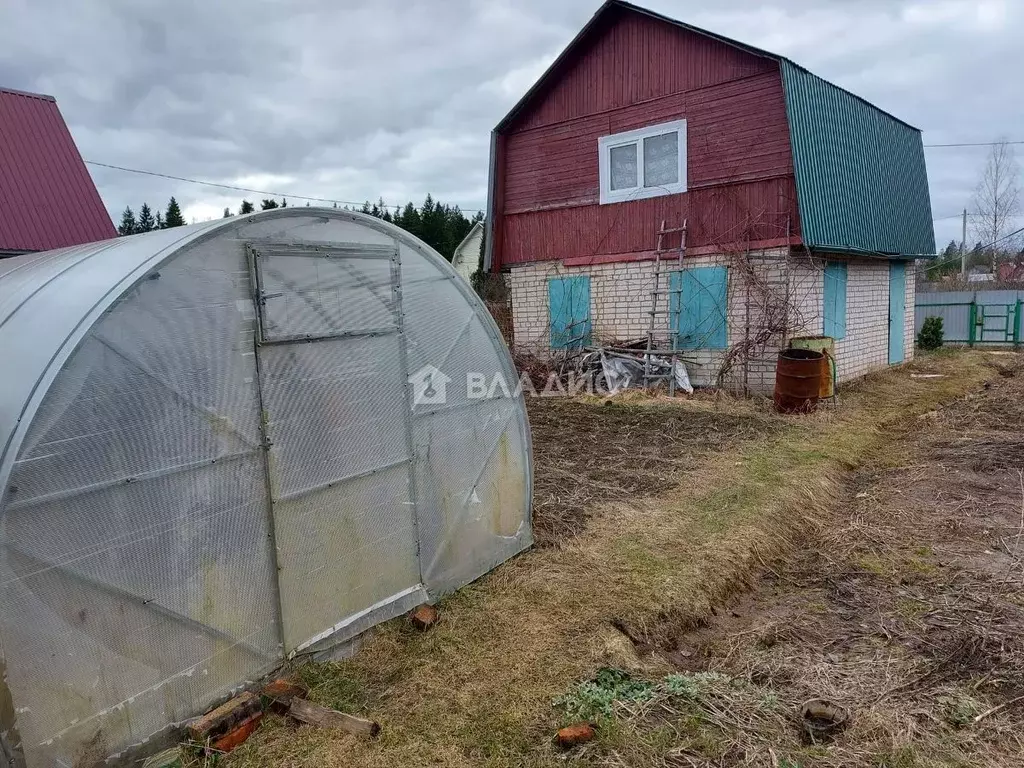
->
117, 206, 137, 236
164, 197, 186, 228
240, 200, 255, 214
281, 198, 288, 208
155, 211, 164, 229
397, 202, 421, 239
223, 207, 232, 218
137, 203, 155, 233
477, 219, 487, 271
419, 194, 445, 254
260, 199, 279, 210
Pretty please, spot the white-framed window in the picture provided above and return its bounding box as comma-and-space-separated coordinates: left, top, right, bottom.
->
598, 119, 687, 205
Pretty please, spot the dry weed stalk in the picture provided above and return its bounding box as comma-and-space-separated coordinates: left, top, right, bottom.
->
716, 245, 811, 391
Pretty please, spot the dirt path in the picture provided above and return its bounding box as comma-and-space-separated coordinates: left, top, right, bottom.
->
217, 350, 1016, 768
648, 353, 1024, 767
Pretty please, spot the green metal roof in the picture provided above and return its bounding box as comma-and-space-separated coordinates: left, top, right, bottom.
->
781, 60, 936, 259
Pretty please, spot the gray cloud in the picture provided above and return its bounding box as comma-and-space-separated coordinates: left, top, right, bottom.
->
1, 0, 1020, 247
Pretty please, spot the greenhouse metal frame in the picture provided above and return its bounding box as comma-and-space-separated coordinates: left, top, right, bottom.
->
0, 208, 532, 767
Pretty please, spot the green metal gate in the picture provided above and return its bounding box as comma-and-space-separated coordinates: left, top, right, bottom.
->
974, 303, 1021, 344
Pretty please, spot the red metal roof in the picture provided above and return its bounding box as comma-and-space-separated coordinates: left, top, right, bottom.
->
0, 87, 116, 252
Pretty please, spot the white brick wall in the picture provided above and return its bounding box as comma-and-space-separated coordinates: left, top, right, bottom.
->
508, 252, 916, 393
905, 261, 917, 360
790, 255, 917, 383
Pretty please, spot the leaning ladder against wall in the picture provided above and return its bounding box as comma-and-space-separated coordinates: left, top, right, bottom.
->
642, 220, 687, 392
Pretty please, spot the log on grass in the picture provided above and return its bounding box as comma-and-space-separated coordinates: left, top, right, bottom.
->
288, 697, 381, 738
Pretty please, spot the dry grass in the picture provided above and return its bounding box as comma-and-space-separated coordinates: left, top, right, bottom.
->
528, 396, 778, 546
575, 351, 1024, 768
218, 350, 1005, 768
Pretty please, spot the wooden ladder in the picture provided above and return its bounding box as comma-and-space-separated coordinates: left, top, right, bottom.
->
642, 219, 687, 392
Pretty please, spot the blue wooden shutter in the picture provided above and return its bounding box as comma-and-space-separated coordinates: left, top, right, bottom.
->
548, 276, 591, 349
823, 261, 848, 339
672, 266, 728, 350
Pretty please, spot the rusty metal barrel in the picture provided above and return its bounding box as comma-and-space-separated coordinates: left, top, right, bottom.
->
774, 348, 825, 413
790, 335, 836, 398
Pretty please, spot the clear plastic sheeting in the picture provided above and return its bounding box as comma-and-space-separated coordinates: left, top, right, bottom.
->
596, 350, 694, 395
0, 209, 532, 767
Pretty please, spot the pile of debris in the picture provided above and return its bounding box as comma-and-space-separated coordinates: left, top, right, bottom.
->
581, 341, 693, 395
513, 339, 693, 397
183, 679, 379, 758
143, 604, 444, 765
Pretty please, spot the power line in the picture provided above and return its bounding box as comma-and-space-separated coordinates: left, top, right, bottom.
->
922, 225, 1024, 273
84, 159, 487, 214
924, 140, 1024, 148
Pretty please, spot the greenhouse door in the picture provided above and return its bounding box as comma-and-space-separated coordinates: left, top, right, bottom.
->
248, 242, 426, 653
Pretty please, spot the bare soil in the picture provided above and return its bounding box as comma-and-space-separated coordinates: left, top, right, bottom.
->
655, 354, 1024, 766
527, 396, 778, 546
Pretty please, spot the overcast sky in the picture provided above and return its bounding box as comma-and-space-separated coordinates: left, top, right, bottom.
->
2, 0, 1021, 249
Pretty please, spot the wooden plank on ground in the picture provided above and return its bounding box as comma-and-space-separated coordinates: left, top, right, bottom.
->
288, 698, 381, 738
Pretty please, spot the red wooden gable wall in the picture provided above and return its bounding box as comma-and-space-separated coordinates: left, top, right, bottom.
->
491, 7, 801, 270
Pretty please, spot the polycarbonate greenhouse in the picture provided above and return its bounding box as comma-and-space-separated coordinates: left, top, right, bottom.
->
0, 209, 533, 767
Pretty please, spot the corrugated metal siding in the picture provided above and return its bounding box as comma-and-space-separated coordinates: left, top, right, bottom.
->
0, 89, 116, 252
498, 67, 797, 264
781, 61, 935, 258
510, 8, 773, 132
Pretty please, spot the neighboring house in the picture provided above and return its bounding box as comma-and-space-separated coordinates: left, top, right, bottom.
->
0, 87, 115, 256
968, 270, 995, 284
451, 220, 484, 283
484, 0, 934, 390
997, 261, 1024, 283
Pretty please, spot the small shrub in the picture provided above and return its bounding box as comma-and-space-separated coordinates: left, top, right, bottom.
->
917, 316, 944, 350
553, 668, 654, 721
938, 693, 983, 728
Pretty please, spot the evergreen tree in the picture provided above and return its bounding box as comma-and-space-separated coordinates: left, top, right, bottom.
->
281, 198, 288, 208
117, 206, 137, 236
927, 240, 962, 280
155, 211, 164, 229
164, 197, 186, 228
418, 194, 446, 255
334, 193, 480, 259
137, 203, 156, 233
223, 207, 232, 218
477, 219, 487, 272
396, 202, 421, 239
239, 200, 255, 214
260, 199, 279, 210
471, 221, 488, 295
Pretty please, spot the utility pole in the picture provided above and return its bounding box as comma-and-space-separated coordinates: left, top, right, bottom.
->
960, 208, 968, 279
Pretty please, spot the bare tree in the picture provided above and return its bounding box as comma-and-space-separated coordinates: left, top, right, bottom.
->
970, 140, 1022, 266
